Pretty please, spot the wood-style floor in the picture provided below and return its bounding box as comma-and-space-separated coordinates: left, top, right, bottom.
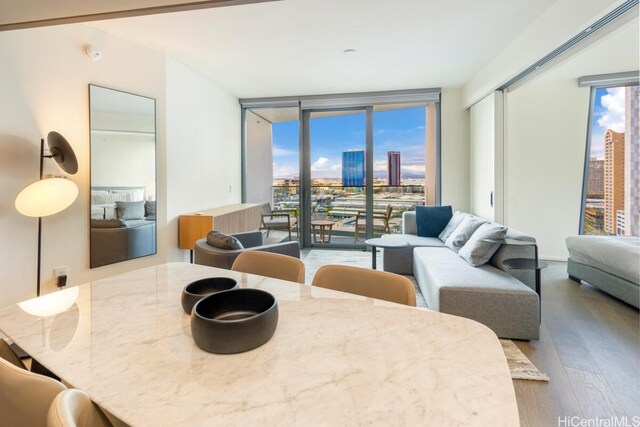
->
513, 262, 639, 426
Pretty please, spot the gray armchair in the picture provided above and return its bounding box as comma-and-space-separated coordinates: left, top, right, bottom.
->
194, 231, 301, 270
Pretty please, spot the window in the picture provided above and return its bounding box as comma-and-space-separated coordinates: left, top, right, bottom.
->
582, 84, 639, 236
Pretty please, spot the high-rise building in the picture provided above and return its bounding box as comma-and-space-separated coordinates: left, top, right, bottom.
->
587, 157, 604, 199
342, 150, 365, 186
387, 151, 401, 186
624, 85, 639, 237
604, 129, 625, 235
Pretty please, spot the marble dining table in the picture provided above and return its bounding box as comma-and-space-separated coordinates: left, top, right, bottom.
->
0, 263, 519, 426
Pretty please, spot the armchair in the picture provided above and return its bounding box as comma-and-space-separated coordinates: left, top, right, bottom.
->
194, 230, 301, 270
354, 204, 393, 242
260, 203, 299, 241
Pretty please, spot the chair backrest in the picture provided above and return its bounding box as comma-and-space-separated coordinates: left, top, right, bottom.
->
260, 203, 272, 216
232, 251, 305, 283
312, 265, 416, 306
0, 339, 27, 369
47, 389, 111, 427
0, 356, 66, 427
385, 204, 393, 219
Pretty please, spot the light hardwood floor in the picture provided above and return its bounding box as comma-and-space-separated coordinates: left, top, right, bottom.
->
513, 262, 639, 426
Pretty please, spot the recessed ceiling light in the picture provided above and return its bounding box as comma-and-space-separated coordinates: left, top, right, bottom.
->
343, 49, 357, 54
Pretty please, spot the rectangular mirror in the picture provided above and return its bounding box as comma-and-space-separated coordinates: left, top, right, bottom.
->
89, 84, 157, 268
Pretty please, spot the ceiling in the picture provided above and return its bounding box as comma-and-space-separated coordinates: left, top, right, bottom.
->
87, 0, 558, 99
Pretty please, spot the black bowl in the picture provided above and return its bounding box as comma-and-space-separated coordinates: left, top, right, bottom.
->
191, 289, 279, 354
181, 277, 239, 315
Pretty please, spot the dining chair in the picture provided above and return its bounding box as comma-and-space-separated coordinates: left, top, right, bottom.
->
312, 265, 416, 306
0, 355, 67, 427
0, 338, 27, 369
47, 389, 112, 427
231, 251, 306, 283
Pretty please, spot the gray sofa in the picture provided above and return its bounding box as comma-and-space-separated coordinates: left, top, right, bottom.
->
383, 212, 540, 340
194, 231, 300, 269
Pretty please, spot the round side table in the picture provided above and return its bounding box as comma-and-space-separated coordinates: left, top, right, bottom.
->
364, 237, 409, 270
311, 220, 335, 243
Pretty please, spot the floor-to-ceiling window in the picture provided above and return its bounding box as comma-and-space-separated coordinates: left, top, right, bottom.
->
242, 90, 440, 248
582, 84, 639, 236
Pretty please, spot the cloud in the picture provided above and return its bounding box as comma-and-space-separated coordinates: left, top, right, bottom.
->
597, 87, 625, 132
272, 145, 297, 157
311, 157, 330, 171
272, 163, 298, 179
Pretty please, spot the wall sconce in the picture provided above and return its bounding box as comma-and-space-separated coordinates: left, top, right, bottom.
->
15, 132, 79, 297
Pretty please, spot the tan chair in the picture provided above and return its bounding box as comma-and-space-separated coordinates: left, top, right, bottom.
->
260, 203, 299, 241
312, 265, 416, 306
0, 355, 66, 427
231, 251, 305, 283
0, 338, 27, 369
354, 204, 393, 242
47, 389, 112, 427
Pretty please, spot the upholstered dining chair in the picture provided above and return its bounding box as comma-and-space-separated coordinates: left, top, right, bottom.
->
260, 203, 299, 241
0, 338, 27, 369
312, 265, 416, 306
231, 251, 306, 284
47, 389, 112, 427
0, 355, 67, 427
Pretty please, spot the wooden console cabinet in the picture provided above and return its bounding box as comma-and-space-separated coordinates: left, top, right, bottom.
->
178, 203, 262, 250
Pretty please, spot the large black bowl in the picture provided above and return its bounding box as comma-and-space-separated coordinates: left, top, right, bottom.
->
181, 277, 238, 315
191, 289, 279, 354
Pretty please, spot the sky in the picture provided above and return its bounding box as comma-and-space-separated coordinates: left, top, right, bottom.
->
271, 106, 426, 180
590, 86, 628, 159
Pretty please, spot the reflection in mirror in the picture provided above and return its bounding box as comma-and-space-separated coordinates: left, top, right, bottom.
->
89, 85, 157, 268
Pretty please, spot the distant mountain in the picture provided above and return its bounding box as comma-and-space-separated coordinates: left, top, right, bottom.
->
373, 171, 425, 179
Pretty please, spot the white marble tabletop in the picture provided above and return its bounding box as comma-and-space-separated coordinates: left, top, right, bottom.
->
0, 263, 518, 426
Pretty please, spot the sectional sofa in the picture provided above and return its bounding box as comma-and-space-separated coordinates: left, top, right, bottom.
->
383, 211, 540, 340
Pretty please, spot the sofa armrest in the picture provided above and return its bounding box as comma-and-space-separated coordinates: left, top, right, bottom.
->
250, 241, 301, 259
402, 211, 418, 235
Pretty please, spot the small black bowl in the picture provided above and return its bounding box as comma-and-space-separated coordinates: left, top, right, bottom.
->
191, 288, 279, 354
181, 277, 238, 315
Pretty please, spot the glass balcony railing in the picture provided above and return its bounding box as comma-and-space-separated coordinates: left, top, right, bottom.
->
272, 184, 427, 241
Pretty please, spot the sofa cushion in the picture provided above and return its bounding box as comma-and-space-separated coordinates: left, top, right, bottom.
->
444, 216, 486, 252
438, 211, 468, 242
90, 218, 126, 228
206, 231, 244, 250
458, 223, 508, 267
415, 205, 452, 237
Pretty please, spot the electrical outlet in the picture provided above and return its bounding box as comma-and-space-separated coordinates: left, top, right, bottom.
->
54, 266, 68, 278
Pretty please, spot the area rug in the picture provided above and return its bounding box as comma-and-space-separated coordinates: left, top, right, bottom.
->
500, 339, 550, 382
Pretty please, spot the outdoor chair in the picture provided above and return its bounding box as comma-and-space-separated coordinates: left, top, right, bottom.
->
354, 204, 393, 242
260, 203, 299, 241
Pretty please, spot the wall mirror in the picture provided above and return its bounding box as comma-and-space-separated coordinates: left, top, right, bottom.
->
89, 84, 157, 268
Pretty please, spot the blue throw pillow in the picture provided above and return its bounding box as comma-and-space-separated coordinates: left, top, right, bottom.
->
415, 206, 453, 237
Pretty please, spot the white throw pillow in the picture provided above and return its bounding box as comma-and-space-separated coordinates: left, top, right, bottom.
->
444, 216, 486, 252
458, 223, 508, 267
438, 211, 468, 242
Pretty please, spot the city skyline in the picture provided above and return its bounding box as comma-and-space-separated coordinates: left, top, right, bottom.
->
590, 87, 627, 159
271, 106, 427, 180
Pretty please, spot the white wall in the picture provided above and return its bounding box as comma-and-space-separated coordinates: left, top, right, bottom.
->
245, 111, 274, 205
165, 57, 242, 262
504, 20, 638, 259
0, 24, 168, 305
469, 92, 505, 221
463, 0, 628, 107
91, 135, 156, 188
440, 88, 470, 212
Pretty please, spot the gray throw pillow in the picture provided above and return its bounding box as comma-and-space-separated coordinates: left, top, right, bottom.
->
206, 231, 244, 250
116, 201, 145, 220
458, 223, 508, 267
444, 216, 486, 252
145, 201, 156, 217
438, 211, 468, 242
90, 218, 126, 228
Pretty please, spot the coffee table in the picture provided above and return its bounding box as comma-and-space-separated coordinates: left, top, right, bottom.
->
311, 220, 335, 243
364, 237, 409, 269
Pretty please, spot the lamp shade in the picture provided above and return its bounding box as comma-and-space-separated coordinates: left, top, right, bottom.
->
15, 177, 78, 218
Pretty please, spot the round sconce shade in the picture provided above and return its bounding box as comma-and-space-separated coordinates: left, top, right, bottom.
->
18, 286, 80, 317
15, 177, 78, 218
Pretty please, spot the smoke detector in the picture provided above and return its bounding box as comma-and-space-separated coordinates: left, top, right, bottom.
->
84, 44, 103, 61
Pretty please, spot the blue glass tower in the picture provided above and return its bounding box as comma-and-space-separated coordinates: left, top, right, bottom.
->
342, 150, 365, 186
